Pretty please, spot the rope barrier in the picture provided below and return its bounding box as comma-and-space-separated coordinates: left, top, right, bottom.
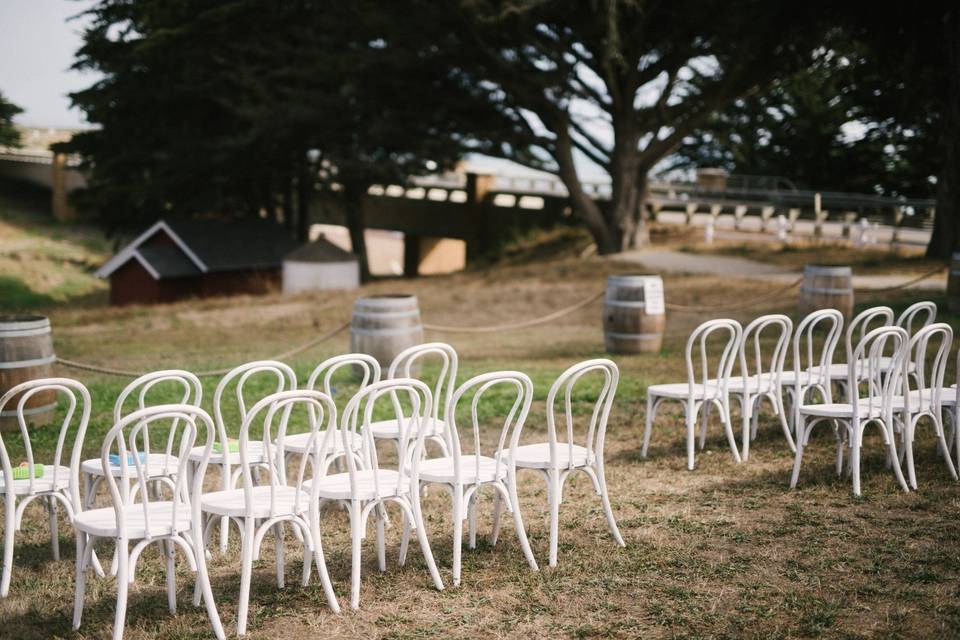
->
854, 264, 947, 294
56, 321, 350, 378
664, 276, 805, 313
422, 290, 605, 333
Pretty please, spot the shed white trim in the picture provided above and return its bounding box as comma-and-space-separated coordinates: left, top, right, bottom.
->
94, 220, 208, 278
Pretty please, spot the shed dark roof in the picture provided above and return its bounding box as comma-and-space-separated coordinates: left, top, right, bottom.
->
285, 238, 357, 263
137, 244, 202, 278
165, 218, 300, 272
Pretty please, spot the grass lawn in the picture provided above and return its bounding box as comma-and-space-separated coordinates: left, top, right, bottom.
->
1, 220, 959, 639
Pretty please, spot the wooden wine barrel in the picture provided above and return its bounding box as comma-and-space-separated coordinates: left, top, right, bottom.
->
603, 275, 666, 354
798, 264, 854, 318
948, 253, 960, 313
350, 294, 424, 377
0, 315, 57, 430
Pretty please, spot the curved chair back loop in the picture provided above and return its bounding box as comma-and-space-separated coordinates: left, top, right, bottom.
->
100, 404, 214, 540
904, 322, 953, 414
897, 301, 937, 337
738, 314, 792, 394
844, 306, 893, 364
685, 319, 742, 400
0, 378, 91, 512
114, 370, 202, 477
388, 342, 457, 429
446, 371, 533, 487
544, 359, 618, 473
792, 309, 844, 405
342, 378, 432, 498
305, 353, 380, 428
232, 390, 336, 519
849, 326, 908, 424
213, 361, 296, 476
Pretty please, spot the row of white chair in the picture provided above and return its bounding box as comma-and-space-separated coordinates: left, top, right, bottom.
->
641, 302, 958, 496
0, 345, 625, 639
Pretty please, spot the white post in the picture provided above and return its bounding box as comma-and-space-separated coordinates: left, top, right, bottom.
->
776, 214, 789, 243
705, 216, 715, 244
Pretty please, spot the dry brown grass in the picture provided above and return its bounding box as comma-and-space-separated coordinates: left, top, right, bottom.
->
2, 247, 960, 639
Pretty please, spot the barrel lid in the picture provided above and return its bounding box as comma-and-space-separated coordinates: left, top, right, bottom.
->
804, 264, 851, 274
354, 294, 419, 308
0, 315, 50, 332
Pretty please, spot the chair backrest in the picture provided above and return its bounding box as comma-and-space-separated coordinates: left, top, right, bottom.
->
213, 360, 296, 471
445, 370, 534, 484
114, 370, 202, 477
0, 378, 91, 509
791, 309, 844, 403
685, 319, 742, 395
339, 378, 432, 498
305, 353, 381, 415
225, 389, 337, 520
738, 314, 792, 393
388, 342, 457, 427
896, 301, 937, 336
100, 404, 215, 539
544, 359, 619, 471
844, 306, 893, 363
903, 322, 952, 413
848, 326, 908, 421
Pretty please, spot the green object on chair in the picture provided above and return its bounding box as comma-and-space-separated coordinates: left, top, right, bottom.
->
11, 463, 44, 480
213, 438, 240, 454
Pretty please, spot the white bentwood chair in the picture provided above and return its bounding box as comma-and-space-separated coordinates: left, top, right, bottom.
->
72, 404, 224, 640
507, 359, 624, 567
724, 314, 795, 461
822, 306, 893, 395
281, 353, 377, 476
780, 309, 844, 440
82, 370, 202, 512
370, 343, 456, 460
0, 378, 93, 598
415, 370, 539, 584
306, 378, 444, 609
790, 325, 910, 496
896, 322, 957, 488
643, 319, 743, 470
188, 360, 297, 554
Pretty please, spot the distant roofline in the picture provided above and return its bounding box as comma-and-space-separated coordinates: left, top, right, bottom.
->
94, 220, 208, 279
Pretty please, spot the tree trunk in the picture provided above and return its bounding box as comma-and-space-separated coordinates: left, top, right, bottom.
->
554, 126, 617, 253
343, 186, 370, 281
926, 8, 960, 259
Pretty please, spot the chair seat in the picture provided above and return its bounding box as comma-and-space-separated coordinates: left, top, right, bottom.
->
417, 455, 505, 484
305, 469, 406, 501
187, 440, 266, 465
778, 370, 816, 385
648, 382, 720, 400
74, 501, 193, 538
0, 464, 71, 495
711, 374, 778, 394
281, 430, 363, 455
81, 453, 180, 478
369, 418, 446, 440
800, 401, 887, 420
200, 486, 311, 518
939, 387, 959, 407
500, 443, 593, 470
892, 387, 957, 410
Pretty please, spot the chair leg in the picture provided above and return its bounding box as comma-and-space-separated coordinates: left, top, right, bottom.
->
192, 528, 226, 640
311, 524, 340, 613
740, 395, 752, 462
789, 418, 807, 489
452, 486, 464, 586
376, 507, 386, 573
851, 429, 863, 497
72, 532, 88, 629
219, 464, 230, 554
935, 413, 959, 481
112, 539, 130, 640
905, 418, 918, 491
720, 398, 742, 463
468, 492, 478, 550
165, 538, 177, 615
641, 394, 655, 458
548, 470, 562, 568
886, 422, 910, 493
274, 522, 285, 589
48, 496, 60, 561
508, 471, 538, 573
596, 463, 625, 548
686, 401, 697, 471
407, 493, 445, 591
1, 494, 14, 598
775, 391, 797, 453
350, 500, 363, 609
698, 402, 710, 450
398, 508, 411, 567
489, 489, 503, 546
237, 518, 255, 635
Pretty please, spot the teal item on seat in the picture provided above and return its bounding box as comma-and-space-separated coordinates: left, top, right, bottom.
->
108, 452, 147, 466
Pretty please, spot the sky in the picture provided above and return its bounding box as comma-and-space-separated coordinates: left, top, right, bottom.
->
0, 0, 99, 128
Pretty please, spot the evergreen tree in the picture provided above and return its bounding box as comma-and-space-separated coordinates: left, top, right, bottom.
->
0, 91, 22, 148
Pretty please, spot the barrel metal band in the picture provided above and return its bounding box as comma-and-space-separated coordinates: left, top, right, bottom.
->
800, 287, 853, 295
0, 354, 57, 369
0, 401, 58, 418
350, 325, 424, 337
604, 300, 648, 308
353, 310, 420, 319
605, 332, 661, 340
0, 327, 52, 338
